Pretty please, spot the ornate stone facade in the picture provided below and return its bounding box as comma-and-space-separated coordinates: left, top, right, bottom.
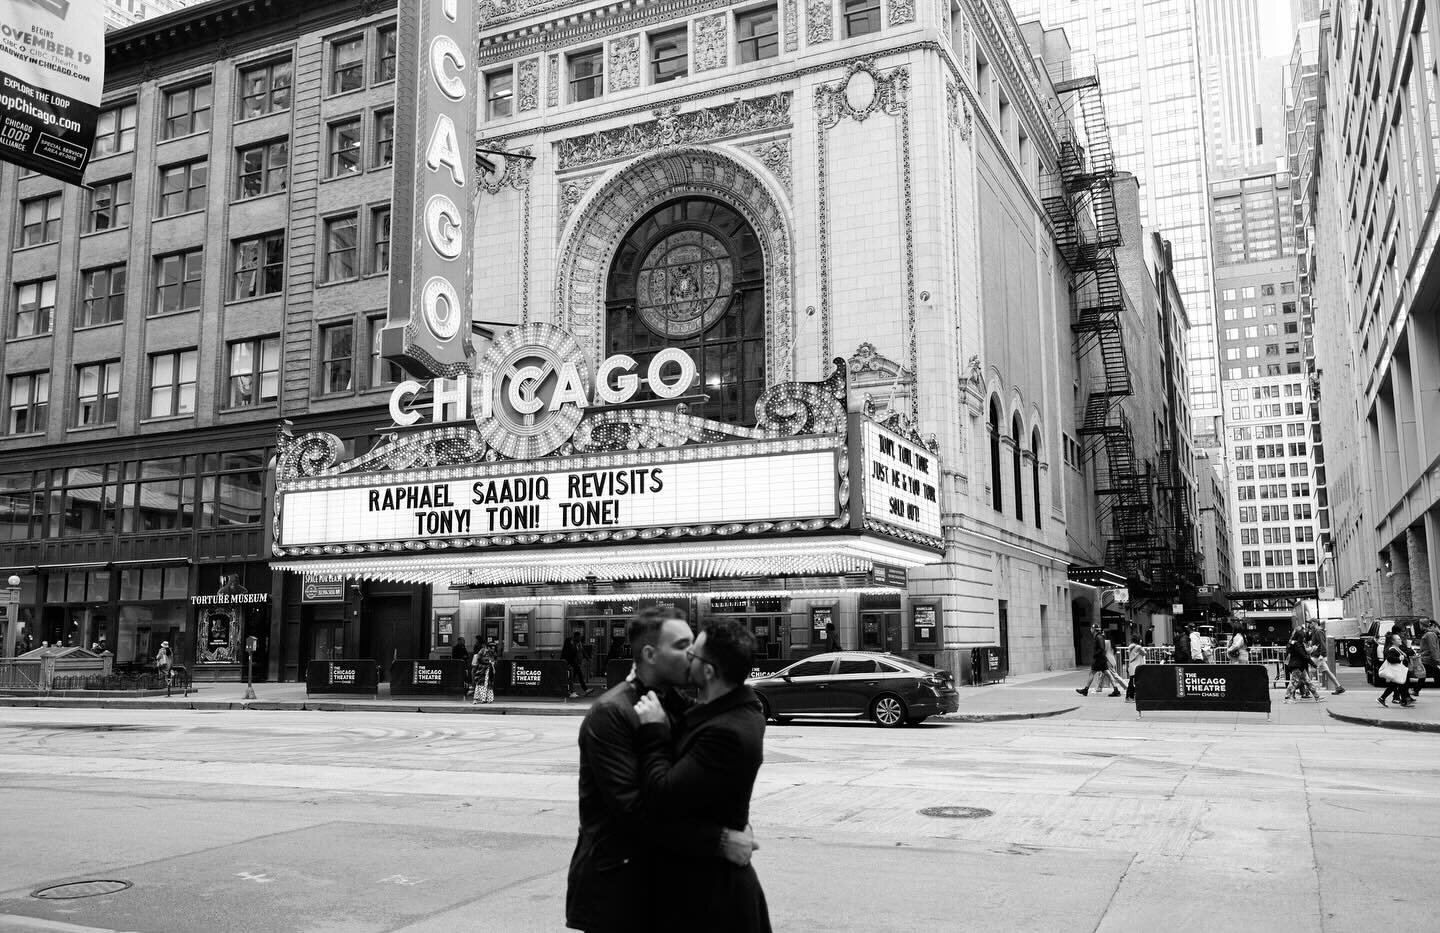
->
608, 34, 641, 91
807, 0, 833, 44
736, 136, 792, 197
555, 93, 791, 170
814, 60, 917, 413
694, 13, 728, 71
889, 0, 917, 27
555, 147, 795, 384
516, 57, 540, 111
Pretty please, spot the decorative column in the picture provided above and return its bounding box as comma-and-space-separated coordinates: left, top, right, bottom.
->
1408, 525, 1433, 617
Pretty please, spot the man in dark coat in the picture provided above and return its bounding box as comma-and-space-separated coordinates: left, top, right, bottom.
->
562, 630, 590, 698
635, 619, 772, 933
823, 620, 841, 652
565, 609, 753, 933
1173, 624, 1192, 664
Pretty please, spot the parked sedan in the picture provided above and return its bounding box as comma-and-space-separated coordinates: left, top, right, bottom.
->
748, 652, 960, 727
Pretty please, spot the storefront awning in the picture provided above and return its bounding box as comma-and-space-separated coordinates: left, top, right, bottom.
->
271, 534, 939, 588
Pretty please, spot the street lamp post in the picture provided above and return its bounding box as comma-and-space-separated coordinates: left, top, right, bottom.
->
2, 575, 20, 658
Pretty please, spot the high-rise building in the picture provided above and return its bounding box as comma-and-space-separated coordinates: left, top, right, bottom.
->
1012, 1, 1223, 457
1193, 0, 1287, 174
1311, 1, 1440, 621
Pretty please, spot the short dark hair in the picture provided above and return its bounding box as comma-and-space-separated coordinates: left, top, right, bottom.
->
628, 607, 682, 653
699, 619, 755, 685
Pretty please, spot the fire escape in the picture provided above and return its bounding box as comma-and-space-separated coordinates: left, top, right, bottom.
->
1042, 74, 1157, 585
1153, 445, 1202, 595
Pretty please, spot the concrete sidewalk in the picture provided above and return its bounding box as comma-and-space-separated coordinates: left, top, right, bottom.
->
0, 675, 1081, 722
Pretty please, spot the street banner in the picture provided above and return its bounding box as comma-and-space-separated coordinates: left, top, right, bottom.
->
1133, 664, 1271, 714
305, 659, 380, 695
0, 0, 104, 185
496, 659, 567, 697
389, 658, 468, 696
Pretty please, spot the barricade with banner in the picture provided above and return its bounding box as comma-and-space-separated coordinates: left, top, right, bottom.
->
496, 659, 568, 697
305, 660, 380, 696
389, 659, 468, 697
1133, 664, 1272, 717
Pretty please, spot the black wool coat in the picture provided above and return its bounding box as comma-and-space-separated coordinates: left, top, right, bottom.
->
565, 680, 720, 933
636, 685, 772, 933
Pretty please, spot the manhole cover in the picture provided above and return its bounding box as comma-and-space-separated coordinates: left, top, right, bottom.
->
32, 880, 132, 900
918, 806, 993, 819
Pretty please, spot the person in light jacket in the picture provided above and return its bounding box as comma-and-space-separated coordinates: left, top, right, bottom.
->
1124, 631, 1146, 702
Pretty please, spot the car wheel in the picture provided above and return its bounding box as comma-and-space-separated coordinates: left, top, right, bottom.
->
871, 694, 907, 728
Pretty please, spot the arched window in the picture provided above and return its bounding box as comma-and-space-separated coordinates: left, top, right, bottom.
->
989, 400, 1003, 512
1011, 415, 1024, 522
605, 197, 766, 425
1031, 428, 1042, 530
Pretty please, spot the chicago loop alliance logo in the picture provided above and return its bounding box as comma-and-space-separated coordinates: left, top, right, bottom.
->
388, 322, 698, 460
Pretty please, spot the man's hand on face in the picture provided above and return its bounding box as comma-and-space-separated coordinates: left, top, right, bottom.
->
634, 690, 668, 725
720, 824, 757, 866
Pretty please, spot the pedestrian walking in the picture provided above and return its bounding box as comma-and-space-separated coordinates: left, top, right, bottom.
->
472, 640, 497, 705
1418, 619, 1440, 688
1377, 630, 1414, 707
451, 636, 470, 661
563, 630, 591, 698
1284, 628, 1319, 702
1305, 621, 1346, 695
1076, 625, 1122, 697
1225, 628, 1248, 663
565, 608, 753, 933
1124, 630, 1145, 702
155, 641, 173, 686
1189, 626, 1206, 664
635, 619, 772, 932
823, 621, 841, 653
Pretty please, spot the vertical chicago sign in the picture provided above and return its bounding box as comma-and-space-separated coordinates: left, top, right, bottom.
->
382, 0, 478, 378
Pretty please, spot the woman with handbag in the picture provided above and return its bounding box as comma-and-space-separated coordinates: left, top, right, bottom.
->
1226, 629, 1248, 663
472, 640, 497, 705
1284, 628, 1316, 702
1377, 631, 1414, 708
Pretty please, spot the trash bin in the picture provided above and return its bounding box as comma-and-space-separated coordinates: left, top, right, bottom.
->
970, 646, 1005, 685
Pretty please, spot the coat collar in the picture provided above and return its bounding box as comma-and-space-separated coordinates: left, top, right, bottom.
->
683, 685, 760, 728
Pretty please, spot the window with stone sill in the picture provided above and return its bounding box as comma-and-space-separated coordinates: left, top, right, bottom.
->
236, 140, 288, 199
225, 336, 280, 409
19, 193, 61, 246
843, 0, 882, 38
79, 265, 127, 328
650, 27, 688, 84
94, 102, 137, 156
157, 159, 208, 216
148, 349, 198, 419
11, 279, 56, 338
86, 178, 132, 232
231, 232, 285, 300
238, 58, 292, 118
320, 322, 355, 395
331, 35, 365, 94
328, 119, 362, 177
74, 361, 121, 428
736, 5, 779, 63
486, 69, 513, 119
162, 83, 213, 139
569, 48, 604, 102
374, 110, 394, 167
324, 214, 359, 282
5, 372, 48, 435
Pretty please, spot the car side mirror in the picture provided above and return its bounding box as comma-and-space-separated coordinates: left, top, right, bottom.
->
780, 674, 791, 682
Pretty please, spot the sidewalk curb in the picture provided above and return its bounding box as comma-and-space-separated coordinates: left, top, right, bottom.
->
1325, 708, 1440, 733
938, 706, 1078, 723
0, 696, 1079, 723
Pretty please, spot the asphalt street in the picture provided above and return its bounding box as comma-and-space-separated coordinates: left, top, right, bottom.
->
0, 693, 1435, 932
